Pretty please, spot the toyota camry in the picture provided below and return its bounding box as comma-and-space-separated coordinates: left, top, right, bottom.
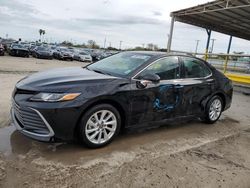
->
11, 51, 233, 148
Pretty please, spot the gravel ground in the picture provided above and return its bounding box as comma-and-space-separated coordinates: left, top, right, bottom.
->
0, 56, 249, 188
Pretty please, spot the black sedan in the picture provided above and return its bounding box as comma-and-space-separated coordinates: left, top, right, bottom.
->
11, 51, 233, 148
9, 44, 29, 57
32, 46, 53, 59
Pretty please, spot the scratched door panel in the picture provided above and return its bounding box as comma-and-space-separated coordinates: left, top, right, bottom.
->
129, 80, 159, 126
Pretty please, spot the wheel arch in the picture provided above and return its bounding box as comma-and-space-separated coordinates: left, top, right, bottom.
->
215, 92, 226, 110
202, 91, 226, 112
74, 98, 127, 138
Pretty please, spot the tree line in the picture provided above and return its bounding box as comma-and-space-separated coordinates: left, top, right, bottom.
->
60, 40, 166, 51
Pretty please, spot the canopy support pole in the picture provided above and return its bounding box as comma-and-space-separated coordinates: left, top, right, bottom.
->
224, 36, 233, 73
167, 16, 175, 52
204, 29, 211, 61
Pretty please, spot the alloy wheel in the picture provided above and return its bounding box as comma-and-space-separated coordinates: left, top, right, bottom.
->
85, 110, 117, 144
209, 98, 222, 121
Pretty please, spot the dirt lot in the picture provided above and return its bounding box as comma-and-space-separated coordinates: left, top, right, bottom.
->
0, 56, 87, 128
0, 56, 250, 188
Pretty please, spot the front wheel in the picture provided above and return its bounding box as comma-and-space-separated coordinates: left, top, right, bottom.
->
203, 95, 223, 124
78, 104, 121, 148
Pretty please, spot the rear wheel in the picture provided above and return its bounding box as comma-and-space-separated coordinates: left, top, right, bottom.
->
78, 104, 121, 148
203, 95, 223, 124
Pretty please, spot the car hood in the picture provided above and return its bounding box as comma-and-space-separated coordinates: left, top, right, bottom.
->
16, 67, 119, 92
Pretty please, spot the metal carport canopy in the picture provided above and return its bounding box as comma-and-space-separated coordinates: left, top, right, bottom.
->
167, 0, 250, 84
170, 0, 250, 41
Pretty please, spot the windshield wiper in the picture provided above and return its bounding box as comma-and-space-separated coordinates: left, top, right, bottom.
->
87, 68, 111, 76
85, 66, 91, 71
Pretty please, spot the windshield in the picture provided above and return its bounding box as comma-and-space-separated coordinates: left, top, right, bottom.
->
59, 48, 68, 52
87, 52, 152, 77
12, 44, 24, 48
80, 52, 88, 55
68, 49, 74, 52
37, 47, 47, 51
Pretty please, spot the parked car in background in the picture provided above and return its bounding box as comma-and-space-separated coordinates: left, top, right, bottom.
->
73, 51, 92, 62
53, 47, 74, 61
238, 57, 250, 73
22, 43, 31, 50
29, 44, 37, 55
0, 44, 5, 56
11, 51, 233, 148
49, 45, 57, 55
0, 38, 16, 51
32, 46, 53, 59
90, 50, 119, 62
9, 43, 29, 57
96, 51, 116, 60
89, 50, 102, 62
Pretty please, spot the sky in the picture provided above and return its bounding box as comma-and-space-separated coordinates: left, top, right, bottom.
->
0, 0, 250, 53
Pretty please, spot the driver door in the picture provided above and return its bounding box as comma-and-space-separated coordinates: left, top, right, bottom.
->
128, 56, 184, 126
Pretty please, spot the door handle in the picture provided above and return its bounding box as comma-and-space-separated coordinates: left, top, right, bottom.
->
174, 84, 183, 89
174, 84, 183, 93
207, 81, 215, 85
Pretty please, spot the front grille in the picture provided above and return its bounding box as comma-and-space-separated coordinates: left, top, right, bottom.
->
13, 101, 50, 135
15, 88, 37, 95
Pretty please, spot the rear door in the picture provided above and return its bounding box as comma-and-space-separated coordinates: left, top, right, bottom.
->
179, 56, 214, 115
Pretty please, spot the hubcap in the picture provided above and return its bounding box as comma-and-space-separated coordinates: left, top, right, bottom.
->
209, 99, 222, 121
85, 110, 117, 144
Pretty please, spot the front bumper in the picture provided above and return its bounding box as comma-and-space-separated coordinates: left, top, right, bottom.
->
11, 92, 87, 142
60, 54, 73, 59
79, 56, 92, 62
11, 105, 55, 142
10, 50, 29, 57
38, 53, 53, 59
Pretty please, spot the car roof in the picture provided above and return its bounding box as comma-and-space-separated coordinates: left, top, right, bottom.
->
124, 51, 194, 58
127, 51, 165, 56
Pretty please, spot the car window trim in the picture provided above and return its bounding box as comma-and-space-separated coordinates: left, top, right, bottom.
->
131, 56, 181, 81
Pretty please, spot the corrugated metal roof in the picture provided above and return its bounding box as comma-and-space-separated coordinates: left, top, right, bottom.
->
171, 0, 250, 40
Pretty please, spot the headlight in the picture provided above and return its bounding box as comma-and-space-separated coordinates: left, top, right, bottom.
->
30, 92, 81, 102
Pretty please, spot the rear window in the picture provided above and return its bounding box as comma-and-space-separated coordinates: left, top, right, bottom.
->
182, 57, 211, 78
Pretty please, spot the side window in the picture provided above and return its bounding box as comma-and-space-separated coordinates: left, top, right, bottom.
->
137, 56, 180, 80
182, 57, 211, 78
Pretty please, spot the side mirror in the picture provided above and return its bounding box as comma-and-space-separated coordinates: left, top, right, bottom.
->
136, 73, 160, 89
141, 73, 160, 83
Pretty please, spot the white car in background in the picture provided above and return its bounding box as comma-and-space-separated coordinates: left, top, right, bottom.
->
73, 51, 92, 62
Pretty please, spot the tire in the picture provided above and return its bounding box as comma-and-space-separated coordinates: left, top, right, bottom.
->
78, 104, 121, 148
203, 95, 223, 124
